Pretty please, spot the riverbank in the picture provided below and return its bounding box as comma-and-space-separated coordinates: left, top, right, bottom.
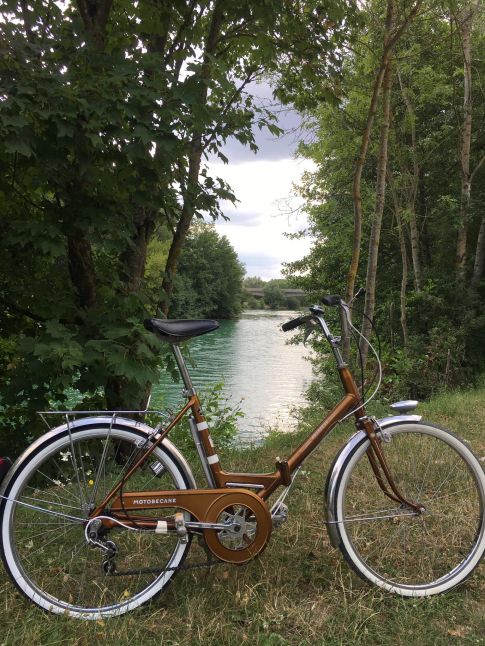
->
1, 386, 484, 644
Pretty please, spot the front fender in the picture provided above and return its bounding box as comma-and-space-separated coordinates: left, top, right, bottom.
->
325, 414, 422, 548
0, 415, 196, 497
325, 430, 367, 548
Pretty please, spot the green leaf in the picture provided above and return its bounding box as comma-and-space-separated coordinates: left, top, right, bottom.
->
4, 136, 33, 158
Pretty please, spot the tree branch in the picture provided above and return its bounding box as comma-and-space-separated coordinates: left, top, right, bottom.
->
0, 295, 46, 323
202, 69, 259, 151
471, 151, 485, 181
164, 0, 198, 63
76, 0, 113, 49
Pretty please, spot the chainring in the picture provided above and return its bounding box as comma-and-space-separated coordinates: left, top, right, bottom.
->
202, 491, 272, 564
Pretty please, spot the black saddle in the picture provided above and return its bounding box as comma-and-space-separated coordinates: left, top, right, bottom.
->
144, 318, 219, 343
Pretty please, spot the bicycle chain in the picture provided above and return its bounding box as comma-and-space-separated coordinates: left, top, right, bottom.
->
107, 557, 228, 577
106, 534, 232, 577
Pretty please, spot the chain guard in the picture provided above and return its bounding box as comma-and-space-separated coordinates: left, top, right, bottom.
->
202, 491, 272, 564
108, 487, 272, 566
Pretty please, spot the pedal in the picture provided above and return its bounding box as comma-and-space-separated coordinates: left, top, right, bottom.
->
174, 512, 188, 544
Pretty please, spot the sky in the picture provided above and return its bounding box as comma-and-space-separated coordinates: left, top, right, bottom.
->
206, 82, 315, 280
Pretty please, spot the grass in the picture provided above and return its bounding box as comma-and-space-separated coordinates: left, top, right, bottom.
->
0, 386, 484, 645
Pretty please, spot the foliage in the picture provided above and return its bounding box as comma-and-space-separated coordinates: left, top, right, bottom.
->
0, 0, 358, 454
244, 276, 266, 288
243, 277, 306, 310
153, 382, 244, 455
169, 224, 245, 319
263, 284, 287, 310
286, 0, 485, 399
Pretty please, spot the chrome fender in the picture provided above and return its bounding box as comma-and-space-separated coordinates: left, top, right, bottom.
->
0, 416, 197, 496
325, 414, 422, 548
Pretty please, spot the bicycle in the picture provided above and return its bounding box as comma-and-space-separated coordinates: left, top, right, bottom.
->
1, 296, 484, 619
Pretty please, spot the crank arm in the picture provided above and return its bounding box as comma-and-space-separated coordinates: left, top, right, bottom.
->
186, 521, 234, 531
101, 513, 236, 533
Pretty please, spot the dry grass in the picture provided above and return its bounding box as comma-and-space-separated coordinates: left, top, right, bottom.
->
0, 387, 484, 645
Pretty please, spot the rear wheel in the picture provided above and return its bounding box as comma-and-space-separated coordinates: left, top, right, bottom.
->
0, 424, 192, 618
330, 423, 485, 596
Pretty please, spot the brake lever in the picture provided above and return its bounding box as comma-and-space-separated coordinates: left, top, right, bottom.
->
303, 320, 318, 346
349, 287, 365, 306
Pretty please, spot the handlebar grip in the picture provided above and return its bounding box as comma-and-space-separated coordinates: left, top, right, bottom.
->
321, 294, 342, 307
281, 315, 311, 332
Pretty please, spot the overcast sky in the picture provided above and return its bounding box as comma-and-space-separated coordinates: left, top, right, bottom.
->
206, 82, 314, 280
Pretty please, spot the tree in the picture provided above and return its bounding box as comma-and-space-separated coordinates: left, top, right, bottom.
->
0, 1, 358, 451
244, 276, 265, 288
286, 0, 485, 397
346, 0, 423, 313
455, 0, 482, 282
169, 224, 245, 319
263, 284, 286, 309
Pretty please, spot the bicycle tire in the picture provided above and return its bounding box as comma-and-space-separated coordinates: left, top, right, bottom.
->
0, 422, 193, 619
328, 422, 485, 596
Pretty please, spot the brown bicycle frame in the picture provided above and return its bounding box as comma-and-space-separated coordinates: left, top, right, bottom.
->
92, 356, 421, 529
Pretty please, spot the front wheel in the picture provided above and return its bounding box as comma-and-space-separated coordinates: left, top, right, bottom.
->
329, 422, 485, 596
0, 423, 193, 619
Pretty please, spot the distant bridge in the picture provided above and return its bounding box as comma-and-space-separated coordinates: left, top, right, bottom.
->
245, 287, 305, 298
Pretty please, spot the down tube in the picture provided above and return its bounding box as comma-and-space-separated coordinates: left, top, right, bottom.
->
286, 393, 357, 474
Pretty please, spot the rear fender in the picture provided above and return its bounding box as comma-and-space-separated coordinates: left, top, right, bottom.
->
0, 416, 196, 497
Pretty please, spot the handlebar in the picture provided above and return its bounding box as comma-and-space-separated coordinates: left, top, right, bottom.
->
281, 314, 312, 332
282, 297, 346, 371
282, 294, 346, 334
281, 289, 382, 413
282, 290, 365, 336
321, 294, 342, 307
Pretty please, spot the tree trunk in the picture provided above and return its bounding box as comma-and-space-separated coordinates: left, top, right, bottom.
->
161, 150, 203, 315
455, 2, 477, 283
471, 213, 485, 286
360, 58, 393, 367
76, 0, 113, 50
120, 206, 156, 292
346, 35, 392, 306
64, 3, 113, 311
408, 209, 422, 292
160, 1, 224, 316
345, 0, 422, 359
397, 67, 422, 292
389, 179, 410, 347
67, 232, 97, 310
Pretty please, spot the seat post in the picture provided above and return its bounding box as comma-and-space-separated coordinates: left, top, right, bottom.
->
171, 344, 196, 395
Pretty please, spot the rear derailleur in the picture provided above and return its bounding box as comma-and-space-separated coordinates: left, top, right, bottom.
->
86, 518, 118, 574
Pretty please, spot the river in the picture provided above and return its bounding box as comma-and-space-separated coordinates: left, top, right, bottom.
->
151, 310, 313, 442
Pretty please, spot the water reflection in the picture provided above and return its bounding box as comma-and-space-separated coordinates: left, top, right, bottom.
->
152, 310, 313, 441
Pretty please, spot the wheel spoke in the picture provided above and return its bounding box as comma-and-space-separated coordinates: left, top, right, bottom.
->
2, 425, 192, 618
335, 424, 485, 594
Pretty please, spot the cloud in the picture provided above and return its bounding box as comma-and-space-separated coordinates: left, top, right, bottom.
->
238, 252, 283, 279
219, 125, 301, 163
208, 80, 304, 164
217, 210, 262, 227
207, 157, 315, 279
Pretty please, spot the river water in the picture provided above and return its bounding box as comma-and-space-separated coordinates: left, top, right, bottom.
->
151, 310, 313, 442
